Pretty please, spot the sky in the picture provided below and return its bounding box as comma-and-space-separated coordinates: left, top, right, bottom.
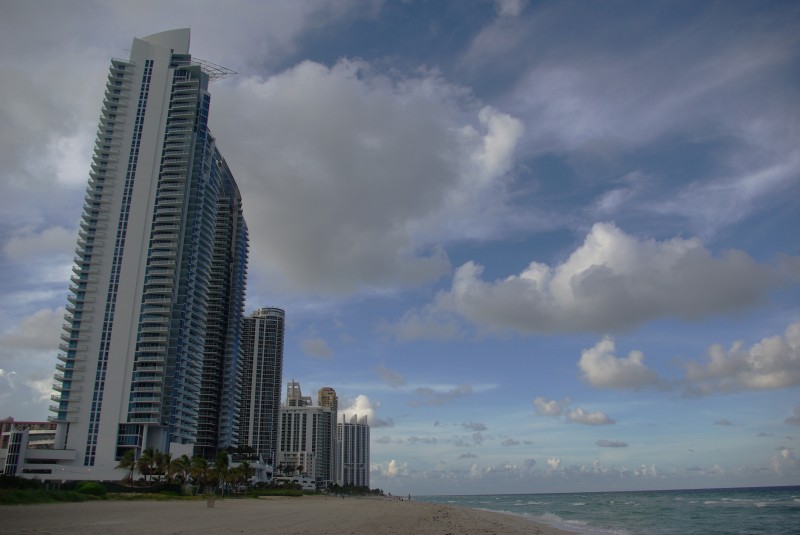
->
0, 0, 798, 495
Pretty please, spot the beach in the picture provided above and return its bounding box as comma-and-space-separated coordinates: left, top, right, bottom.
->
2, 495, 574, 534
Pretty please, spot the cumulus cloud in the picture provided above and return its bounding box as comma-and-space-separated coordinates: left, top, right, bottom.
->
339, 394, 393, 427
534, 396, 613, 425
567, 407, 615, 426
374, 459, 408, 478
410, 384, 473, 407
596, 440, 628, 448
300, 337, 333, 358
375, 364, 406, 388
715, 419, 735, 426
770, 448, 797, 476
785, 406, 800, 426
579, 336, 662, 390
396, 223, 781, 336
547, 458, 561, 471
683, 321, 800, 396
212, 58, 523, 297
533, 396, 570, 416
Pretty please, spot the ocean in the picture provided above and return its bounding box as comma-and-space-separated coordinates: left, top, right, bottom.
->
416, 486, 800, 534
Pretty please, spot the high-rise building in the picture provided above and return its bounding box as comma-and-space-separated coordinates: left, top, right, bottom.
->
317, 387, 339, 488
338, 414, 370, 487
277, 382, 335, 487
238, 308, 285, 464
42, 29, 246, 480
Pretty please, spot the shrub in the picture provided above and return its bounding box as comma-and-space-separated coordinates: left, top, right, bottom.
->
75, 481, 107, 496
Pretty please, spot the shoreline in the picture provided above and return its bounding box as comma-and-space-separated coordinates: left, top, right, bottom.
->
2, 494, 576, 534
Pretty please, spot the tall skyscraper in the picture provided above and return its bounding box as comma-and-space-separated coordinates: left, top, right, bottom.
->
317, 387, 339, 488
238, 308, 285, 464
338, 414, 370, 487
44, 29, 247, 480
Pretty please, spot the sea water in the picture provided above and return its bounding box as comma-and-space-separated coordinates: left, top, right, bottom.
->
416, 486, 800, 534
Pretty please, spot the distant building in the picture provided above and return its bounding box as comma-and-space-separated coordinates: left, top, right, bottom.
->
277, 381, 335, 487
338, 414, 369, 487
0, 418, 57, 476
238, 308, 285, 465
317, 387, 339, 488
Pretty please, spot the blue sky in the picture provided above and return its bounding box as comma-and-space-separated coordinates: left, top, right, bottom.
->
1, 0, 798, 494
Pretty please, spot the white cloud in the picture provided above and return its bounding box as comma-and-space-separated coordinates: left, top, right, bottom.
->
402, 223, 781, 336
339, 394, 391, 427
579, 336, 662, 390
770, 448, 797, 476
211, 59, 523, 297
533, 396, 570, 416
300, 337, 333, 359
534, 396, 614, 425
683, 321, 800, 396
374, 459, 408, 478
567, 407, 615, 426
547, 457, 561, 471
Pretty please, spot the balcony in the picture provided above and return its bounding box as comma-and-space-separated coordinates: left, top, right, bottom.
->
55, 363, 86, 373
54, 373, 84, 382
51, 393, 81, 403
47, 415, 78, 423
52, 383, 83, 393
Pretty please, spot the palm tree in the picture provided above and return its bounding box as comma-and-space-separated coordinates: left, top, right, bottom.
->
169, 454, 192, 485
137, 447, 156, 483
190, 456, 210, 494
154, 451, 171, 482
213, 451, 229, 496
115, 449, 136, 482
238, 460, 254, 491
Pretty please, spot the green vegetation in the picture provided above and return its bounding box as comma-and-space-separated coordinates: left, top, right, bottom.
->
75, 481, 107, 496
0, 476, 101, 505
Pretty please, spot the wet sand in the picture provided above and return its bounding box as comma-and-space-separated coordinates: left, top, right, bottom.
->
3, 495, 575, 534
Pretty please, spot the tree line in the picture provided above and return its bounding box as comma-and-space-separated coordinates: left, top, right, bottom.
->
115, 448, 254, 494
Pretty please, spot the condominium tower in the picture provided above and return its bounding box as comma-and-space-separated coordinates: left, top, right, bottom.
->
44, 29, 247, 480
338, 414, 370, 487
277, 382, 335, 486
238, 308, 285, 465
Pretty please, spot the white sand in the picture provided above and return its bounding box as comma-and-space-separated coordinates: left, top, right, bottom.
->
3, 495, 575, 534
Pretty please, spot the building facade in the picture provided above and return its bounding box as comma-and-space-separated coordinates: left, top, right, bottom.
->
42, 29, 246, 480
0, 418, 57, 476
317, 387, 338, 488
338, 414, 370, 487
238, 307, 285, 465
277, 382, 335, 487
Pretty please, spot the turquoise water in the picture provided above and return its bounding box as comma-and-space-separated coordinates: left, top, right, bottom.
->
416, 486, 800, 534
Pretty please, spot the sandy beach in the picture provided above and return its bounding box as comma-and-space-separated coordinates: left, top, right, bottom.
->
2, 495, 575, 534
